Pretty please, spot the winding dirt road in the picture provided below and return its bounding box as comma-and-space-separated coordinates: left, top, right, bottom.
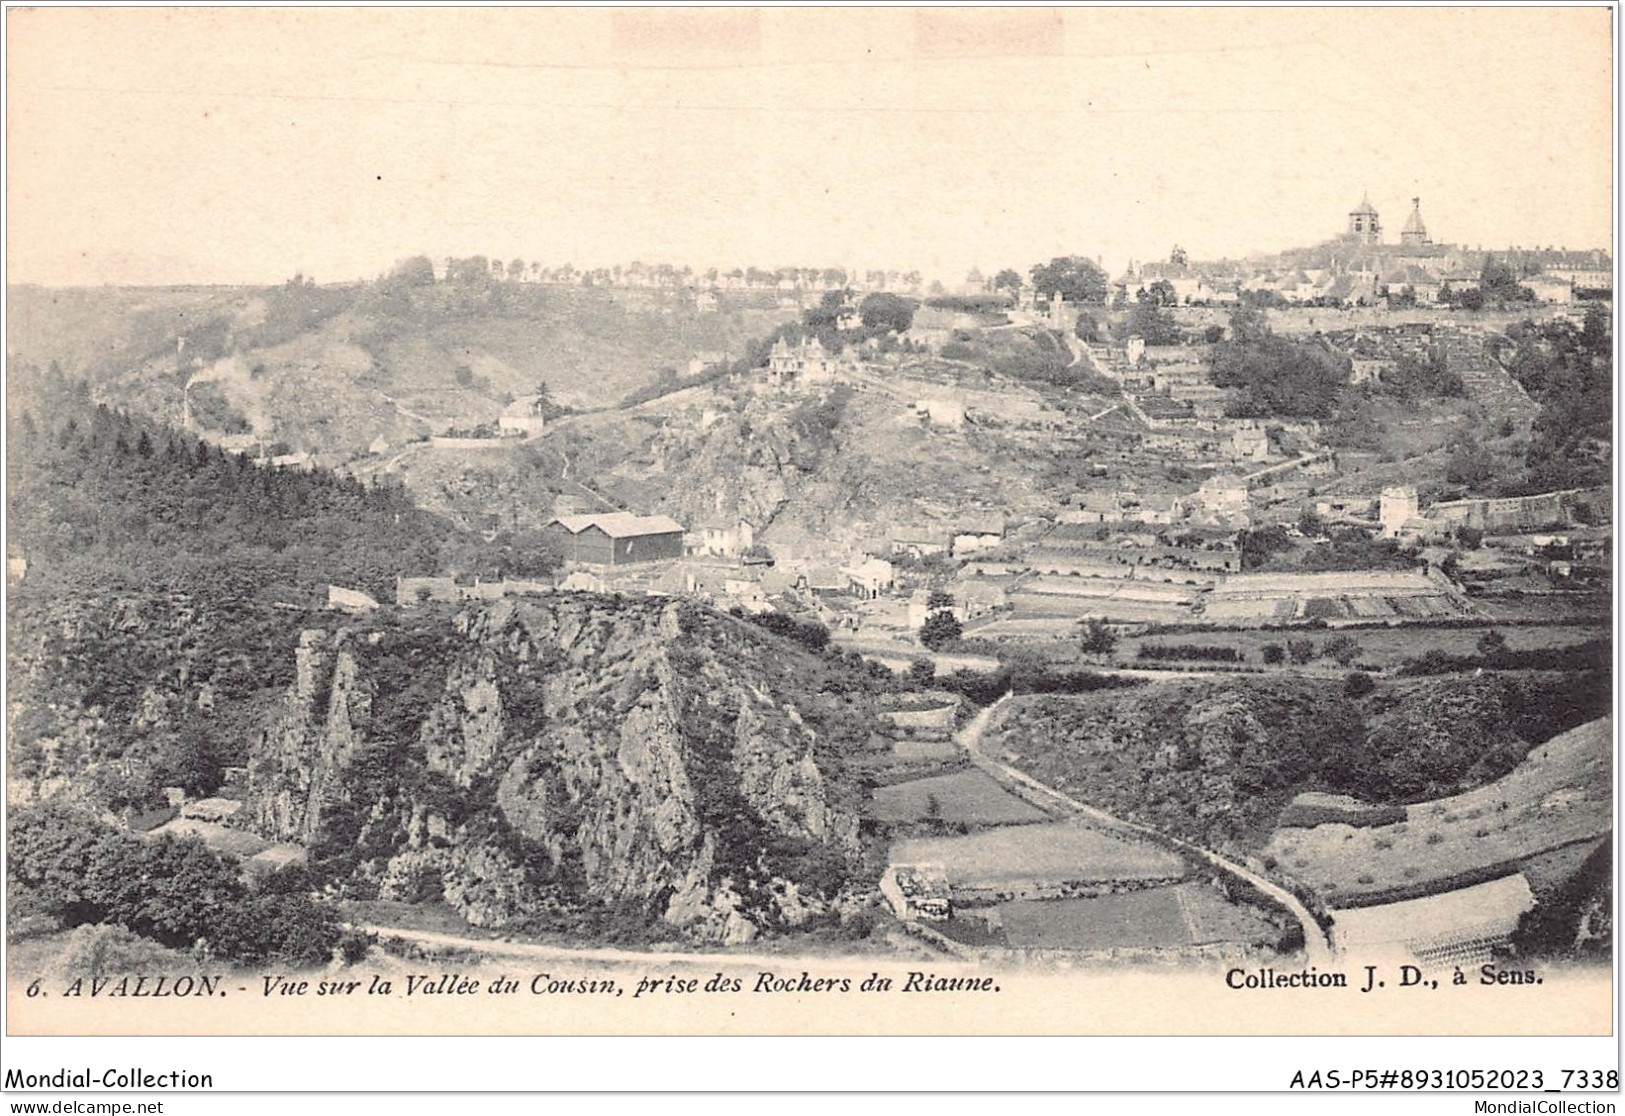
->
956, 694, 1333, 963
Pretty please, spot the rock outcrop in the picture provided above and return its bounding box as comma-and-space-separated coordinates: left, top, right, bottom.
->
245, 595, 871, 939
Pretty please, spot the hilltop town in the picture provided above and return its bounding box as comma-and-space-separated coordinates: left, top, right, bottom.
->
5, 193, 1613, 975
295, 196, 1611, 669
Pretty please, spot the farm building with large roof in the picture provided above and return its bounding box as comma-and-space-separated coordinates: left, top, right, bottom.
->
544, 512, 686, 566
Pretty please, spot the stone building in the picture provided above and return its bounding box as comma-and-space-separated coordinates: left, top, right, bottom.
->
1348, 194, 1381, 244
1380, 485, 1421, 538
766, 336, 845, 389
497, 396, 548, 438
1400, 197, 1432, 247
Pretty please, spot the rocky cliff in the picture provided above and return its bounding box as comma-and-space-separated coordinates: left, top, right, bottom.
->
245, 594, 873, 942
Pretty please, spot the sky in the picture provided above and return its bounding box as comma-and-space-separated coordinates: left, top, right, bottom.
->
6, 7, 1615, 287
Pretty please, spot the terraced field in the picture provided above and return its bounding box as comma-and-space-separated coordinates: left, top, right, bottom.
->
889, 738, 961, 763
868, 769, 1050, 826
1117, 623, 1607, 671
892, 821, 1186, 889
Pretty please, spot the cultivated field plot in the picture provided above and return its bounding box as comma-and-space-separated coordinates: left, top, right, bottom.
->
1120, 623, 1607, 670
1265, 717, 1611, 902
1007, 591, 1195, 626
1200, 571, 1471, 626
868, 769, 1050, 826
892, 822, 1186, 886
890, 738, 962, 763
1474, 595, 1613, 625
988, 883, 1278, 951
1174, 882, 1283, 946
996, 890, 1191, 949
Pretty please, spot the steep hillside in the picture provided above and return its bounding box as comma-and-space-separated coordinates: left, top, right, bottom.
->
7, 280, 799, 459
1265, 716, 1611, 904
6, 393, 461, 599
991, 671, 1610, 853
6, 281, 1119, 544
495, 368, 1099, 551
7, 588, 312, 806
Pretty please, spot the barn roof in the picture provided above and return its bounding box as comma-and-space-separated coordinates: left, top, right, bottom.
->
552, 513, 685, 538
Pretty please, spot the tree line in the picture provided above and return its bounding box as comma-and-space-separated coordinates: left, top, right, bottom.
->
1497, 306, 1612, 492
9, 803, 362, 966
7, 387, 551, 602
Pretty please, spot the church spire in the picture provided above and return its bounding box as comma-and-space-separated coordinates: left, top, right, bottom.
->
1401, 196, 1431, 246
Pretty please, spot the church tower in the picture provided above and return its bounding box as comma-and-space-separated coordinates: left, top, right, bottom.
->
1348, 193, 1381, 244
1400, 197, 1431, 247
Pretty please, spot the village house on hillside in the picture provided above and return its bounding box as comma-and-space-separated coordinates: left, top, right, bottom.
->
498, 396, 548, 438
951, 515, 1006, 556
890, 524, 949, 559
543, 512, 687, 566
842, 556, 895, 599
689, 517, 756, 560
1120, 492, 1186, 526
1061, 491, 1122, 524
766, 336, 849, 390
1229, 423, 1270, 463
1380, 485, 1422, 539
1197, 474, 1251, 516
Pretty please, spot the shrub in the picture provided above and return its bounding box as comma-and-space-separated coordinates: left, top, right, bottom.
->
55, 924, 171, 980
1397, 637, 1608, 677
1079, 619, 1117, 656
747, 611, 831, 654
1322, 634, 1363, 667
918, 611, 963, 651
1286, 639, 1317, 665
1261, 643, 1285, 665
1343, 671, 1376, 698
